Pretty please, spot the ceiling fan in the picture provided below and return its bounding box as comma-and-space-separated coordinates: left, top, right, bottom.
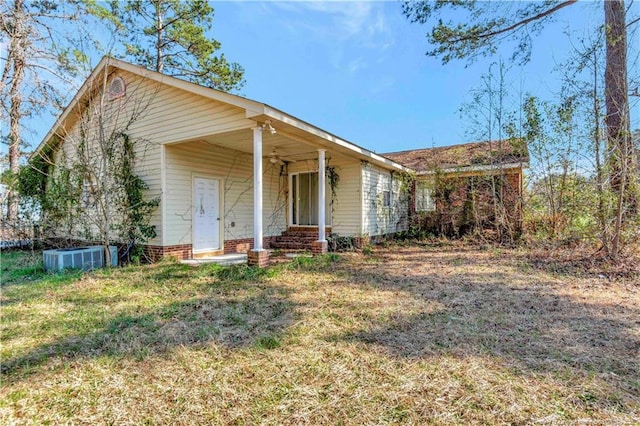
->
267, 148, 296, 164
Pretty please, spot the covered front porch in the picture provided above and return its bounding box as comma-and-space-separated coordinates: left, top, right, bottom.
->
162, 117, 341, 267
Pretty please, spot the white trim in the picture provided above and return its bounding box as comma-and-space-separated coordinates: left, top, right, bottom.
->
415, 180, 436, 212
252, 126, 264, 252
112, 58, 263, 113
287, 173, 293, 228
191, 173, 224, 253
295, 173, 300, 225
33, 56, 410, 177
317, 149, 326, 242
160, 145, 167, 245
416, 162, 528, 176
360, 163, 365, 235
261, 107, 411, 173
288, 170, 332, 227
107, 76, 126, 101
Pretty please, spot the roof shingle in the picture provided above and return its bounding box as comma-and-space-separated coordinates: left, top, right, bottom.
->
382, 139, 528, 173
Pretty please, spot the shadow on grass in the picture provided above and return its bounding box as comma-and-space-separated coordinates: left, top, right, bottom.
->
2, 262, 297, 382
330, 246, 640, 402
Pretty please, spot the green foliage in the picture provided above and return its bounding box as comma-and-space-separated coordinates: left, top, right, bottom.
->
15, 149, 53, 203
402, 1, 577, 65
255, 335, 281, 350
326, 164, 340, 201
112, 132, 160, 258
20, 129, 159, 255
326, 163, 340, 217
395, 171, 416, 195
207, 263, 277, 281
526, 173, 608, 242
287, 253, 340, 271
328, 234, 358, 252
109, 0, 244, 91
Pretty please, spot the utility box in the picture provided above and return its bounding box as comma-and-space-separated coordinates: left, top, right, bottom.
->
43, 246, 118, 271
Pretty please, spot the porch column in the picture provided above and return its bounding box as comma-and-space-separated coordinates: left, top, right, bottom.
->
314, 149, 328, 255
249, 126, 269, 267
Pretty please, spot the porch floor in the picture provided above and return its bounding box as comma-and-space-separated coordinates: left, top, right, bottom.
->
180, 253, 247, 267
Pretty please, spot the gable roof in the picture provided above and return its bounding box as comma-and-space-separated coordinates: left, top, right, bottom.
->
382, 139, 529, 175
34, 56, 409, 173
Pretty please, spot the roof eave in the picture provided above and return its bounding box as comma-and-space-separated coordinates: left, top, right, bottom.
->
32, 57, 409, 173
256, 106, 411, 173
416, 162, 529, 176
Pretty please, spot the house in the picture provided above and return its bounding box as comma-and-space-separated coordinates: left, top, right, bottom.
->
33, 57, 413, 266
34, 58, 529, 266
383, 140, 529, 238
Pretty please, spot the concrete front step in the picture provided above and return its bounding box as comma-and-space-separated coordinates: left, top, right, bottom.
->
181, 253, 248, 266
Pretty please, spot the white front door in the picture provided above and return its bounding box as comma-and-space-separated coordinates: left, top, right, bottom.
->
193, 177, 220, 252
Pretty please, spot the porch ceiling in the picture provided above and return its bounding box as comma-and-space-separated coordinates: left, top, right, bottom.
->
174, 127, 353, 163
166, 113, 409, 170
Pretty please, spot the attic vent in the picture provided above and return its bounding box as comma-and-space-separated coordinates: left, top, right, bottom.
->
108, 76, 126, 100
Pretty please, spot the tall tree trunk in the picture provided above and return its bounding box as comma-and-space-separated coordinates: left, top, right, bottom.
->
604, 0, 631, 259
155, 0, 163, 73
592, 48, 608, 255
7, 0, 26, 221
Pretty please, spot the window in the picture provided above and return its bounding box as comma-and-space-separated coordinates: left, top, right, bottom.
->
382, 190, 391, 208
108, 76, 126, 100
416, 181, 435, 212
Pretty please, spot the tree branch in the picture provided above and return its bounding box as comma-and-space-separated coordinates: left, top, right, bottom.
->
627, 15, 640, 27
452, 0, 579, 43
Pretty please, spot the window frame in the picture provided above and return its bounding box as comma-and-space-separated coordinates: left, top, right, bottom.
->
415, 180, 436, 212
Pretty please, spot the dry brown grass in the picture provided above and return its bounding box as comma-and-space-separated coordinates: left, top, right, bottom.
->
1, 244, 639, 424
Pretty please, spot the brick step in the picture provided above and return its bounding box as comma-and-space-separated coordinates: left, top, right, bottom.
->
282, 228, 330, 235
275, 237, 318, 243
280, 232, 319, 238
273, 237, 317, 243
270, 241, 313, 250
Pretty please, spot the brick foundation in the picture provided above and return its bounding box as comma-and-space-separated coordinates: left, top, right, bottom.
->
144, 237, 276, 262
143, 244, 192, 262
247, 250, 270, 268
223, 237, 274, 254
311, 240, 328, 255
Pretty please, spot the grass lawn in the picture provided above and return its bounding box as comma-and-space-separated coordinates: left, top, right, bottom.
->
1, 243, 639, 424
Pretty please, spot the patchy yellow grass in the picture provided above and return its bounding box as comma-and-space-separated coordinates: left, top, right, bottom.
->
1, 244, 638, 424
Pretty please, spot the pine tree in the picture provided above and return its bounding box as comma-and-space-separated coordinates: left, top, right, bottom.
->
109, 0, 244, 91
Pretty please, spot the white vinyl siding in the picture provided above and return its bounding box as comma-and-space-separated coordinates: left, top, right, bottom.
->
122, 71, 255, 144
164, 140, 286, 246
329, 157, 362, 236
286, 156, 362, 236
45, 81, 163, 244
49, 70, 258, 246
361, 162, 409, 237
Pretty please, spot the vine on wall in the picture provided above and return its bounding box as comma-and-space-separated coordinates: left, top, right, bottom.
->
18, 131, 159, 262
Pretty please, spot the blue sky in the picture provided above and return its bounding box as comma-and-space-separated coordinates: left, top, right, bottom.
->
210, 1, 638, 154
3, 0, 639, 155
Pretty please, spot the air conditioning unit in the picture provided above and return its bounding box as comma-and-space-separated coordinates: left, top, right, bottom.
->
43, 246, 118, 272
